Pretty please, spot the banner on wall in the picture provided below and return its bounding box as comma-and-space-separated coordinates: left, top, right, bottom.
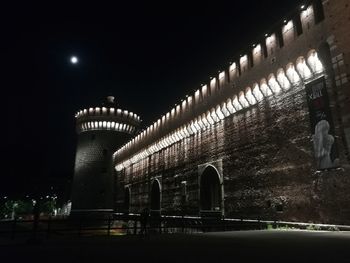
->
305, 77, 339, 169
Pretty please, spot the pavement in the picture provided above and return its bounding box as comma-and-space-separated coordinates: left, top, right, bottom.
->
1, 230, 350, 262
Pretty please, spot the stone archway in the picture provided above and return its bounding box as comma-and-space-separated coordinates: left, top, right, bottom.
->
200, 166, 222, 213
150, 179, 161, 212
124, 187, 130, 214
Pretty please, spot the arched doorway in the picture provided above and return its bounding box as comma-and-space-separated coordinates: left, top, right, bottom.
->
124, 187, 130, 214
200, 166, 222, 213
150, 179, 161, 212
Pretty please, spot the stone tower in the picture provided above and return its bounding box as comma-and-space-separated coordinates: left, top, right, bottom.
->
71, 96, 140, 216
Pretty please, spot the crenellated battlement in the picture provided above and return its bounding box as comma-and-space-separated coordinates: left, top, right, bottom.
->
75, 107, 140, 122
113, 0, 328, 169
114, 49, 324, 170
74, 98, 141, 134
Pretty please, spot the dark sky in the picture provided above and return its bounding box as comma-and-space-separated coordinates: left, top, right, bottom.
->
2, 0, 302, 197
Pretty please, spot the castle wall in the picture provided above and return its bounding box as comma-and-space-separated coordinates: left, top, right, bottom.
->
114, 0, 350, 224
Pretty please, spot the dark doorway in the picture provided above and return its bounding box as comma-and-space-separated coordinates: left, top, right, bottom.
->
124, 187, 130, 214
150, 180, 161, 212
200, 166, 222, 212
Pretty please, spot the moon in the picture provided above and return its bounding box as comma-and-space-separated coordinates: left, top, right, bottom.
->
70, 56, 78, 64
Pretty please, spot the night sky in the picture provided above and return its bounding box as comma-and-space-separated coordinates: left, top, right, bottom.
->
2, 0, 302, 198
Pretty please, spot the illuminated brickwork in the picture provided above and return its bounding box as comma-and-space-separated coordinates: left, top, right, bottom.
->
73, 0, 350, 224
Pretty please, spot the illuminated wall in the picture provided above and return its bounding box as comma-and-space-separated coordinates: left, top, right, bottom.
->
112, 0, 350, 224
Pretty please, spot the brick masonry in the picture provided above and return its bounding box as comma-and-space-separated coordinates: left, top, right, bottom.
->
77, 0, 350, 224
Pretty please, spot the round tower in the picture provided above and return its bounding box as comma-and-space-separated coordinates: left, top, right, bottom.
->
71, 96, 140, 216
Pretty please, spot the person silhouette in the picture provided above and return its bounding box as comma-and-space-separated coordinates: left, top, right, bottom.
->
312, 120, 336, 169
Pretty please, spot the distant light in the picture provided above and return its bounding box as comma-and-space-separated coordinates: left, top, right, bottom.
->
301, 5, 305, 10
265, 33, 268, 37
70, 56, 78, 64
283, 19, 287, 24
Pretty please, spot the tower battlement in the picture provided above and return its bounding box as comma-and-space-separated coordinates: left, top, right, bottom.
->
74, 97, 141, 134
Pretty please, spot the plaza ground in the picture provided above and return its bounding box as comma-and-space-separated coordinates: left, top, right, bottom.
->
1, 230, 350, 262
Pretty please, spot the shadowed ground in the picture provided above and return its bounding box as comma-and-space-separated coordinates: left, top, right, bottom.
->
1, 230, 350, 262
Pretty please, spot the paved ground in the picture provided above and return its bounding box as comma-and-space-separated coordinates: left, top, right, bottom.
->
1, 230, 350, 262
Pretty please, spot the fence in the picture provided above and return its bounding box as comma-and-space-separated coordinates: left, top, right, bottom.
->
1, 213, 349, 241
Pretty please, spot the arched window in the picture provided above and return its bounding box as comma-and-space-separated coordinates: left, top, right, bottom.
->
200, 166, 222, 212
124, 187, 131, 214
150, 180, 161, 212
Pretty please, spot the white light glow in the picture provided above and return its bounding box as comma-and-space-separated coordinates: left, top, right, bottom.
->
260, 79, 273, 96
252, 84, 264, 102
307, 50, 323, 74
232, 96, 243, 111
226, 99, 236, 114
282, 20, 294, 34
286, 64, 301, 84
239, 92, 249, 108
268, 75, 281, 94
245, 88, 257, 105
216, 106, 225, 120
296, 57, 312, 79
277, 69, 291, 90
70, 56, 78, 64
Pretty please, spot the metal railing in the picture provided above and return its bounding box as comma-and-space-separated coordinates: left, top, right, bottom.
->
1, 213, 349, 241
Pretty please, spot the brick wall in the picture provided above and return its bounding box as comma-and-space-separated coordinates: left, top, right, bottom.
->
114, 0, 350, 224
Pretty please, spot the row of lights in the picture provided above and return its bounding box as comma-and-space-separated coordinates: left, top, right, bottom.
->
114, 3, 316, 163
115, 50, 324, 171
132, 5, 311, 139
75, 107, 140, 122
118, 5, 312, 150
79, 121, 136, 134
